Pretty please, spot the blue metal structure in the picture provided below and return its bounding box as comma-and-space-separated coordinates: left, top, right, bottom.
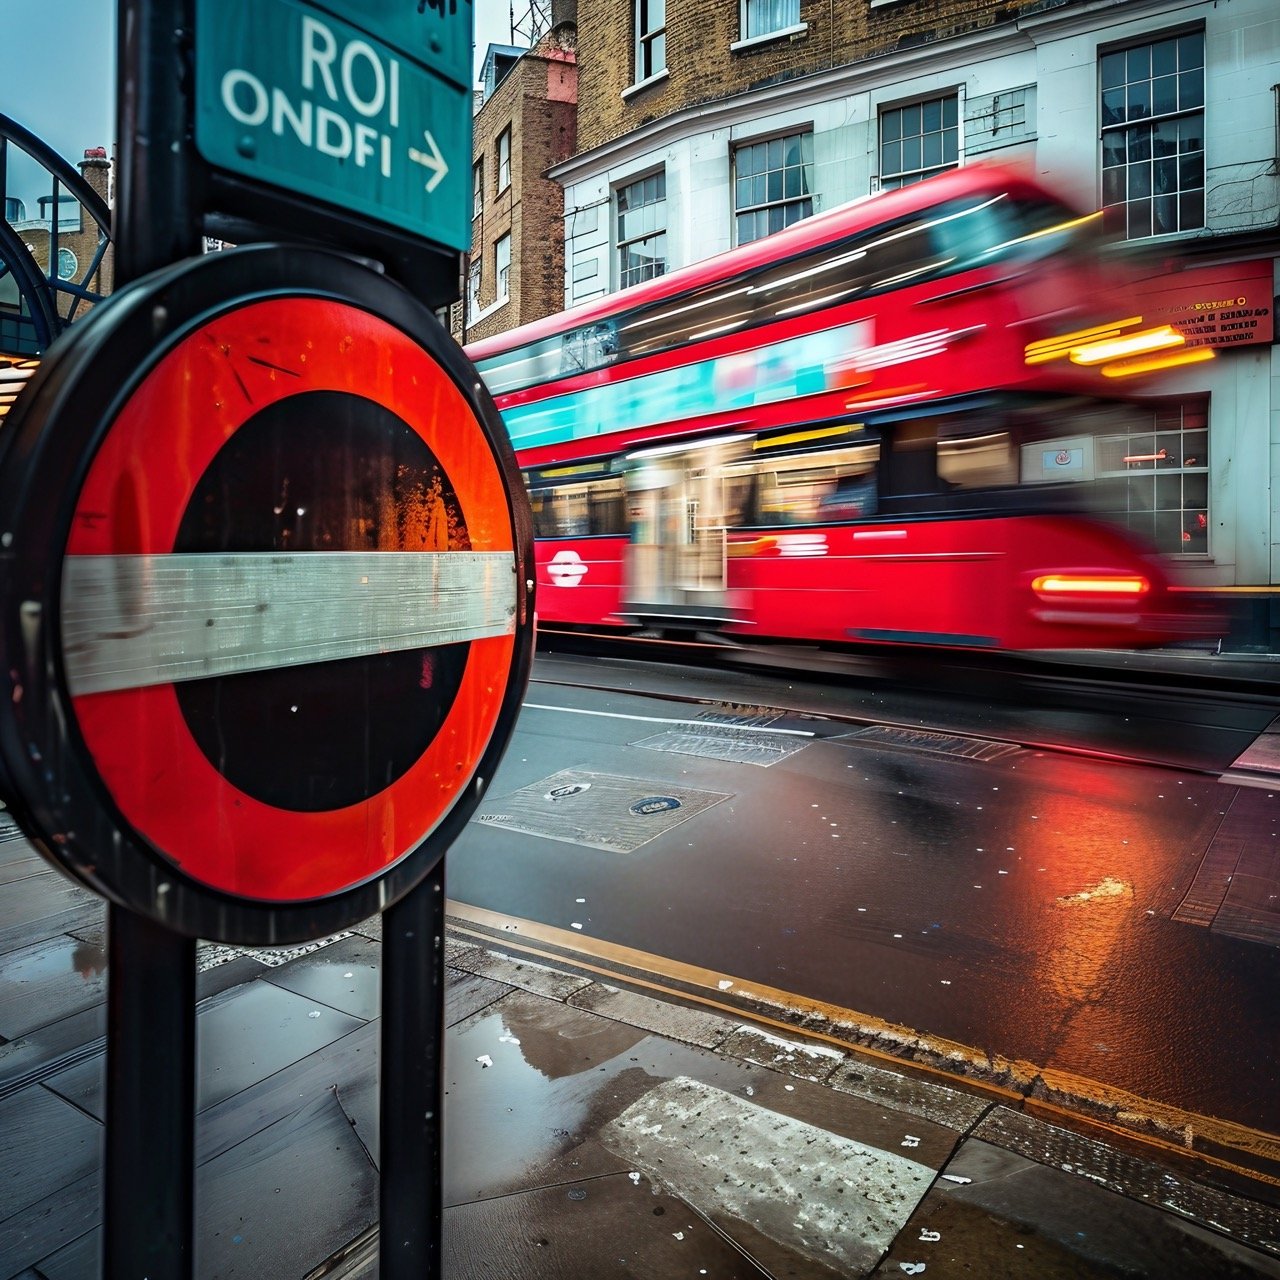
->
0, 113, 112, 355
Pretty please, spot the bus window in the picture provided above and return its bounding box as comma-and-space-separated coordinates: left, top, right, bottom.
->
744, 214, 944, 319
931, 194, 1091, 271
560, 322, 618, 375
527, 476, 626, 537
622, 281, 754, 358
475, 333, 562, 395
937, 430, 1016, 489
728, 443, 880, 525
588, 477, 626, 533
818, 470, 878, 519
881, 421, 940, 497
722, 467, 761, 526
760, 468, 829, 523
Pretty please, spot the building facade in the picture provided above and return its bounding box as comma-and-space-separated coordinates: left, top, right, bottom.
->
539, 0, 1277, 630
458, 21, 579, 344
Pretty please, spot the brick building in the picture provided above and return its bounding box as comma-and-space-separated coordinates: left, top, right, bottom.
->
574, 0, 1051, 156
457, 13, 579, 344
561, 2, 1053, 305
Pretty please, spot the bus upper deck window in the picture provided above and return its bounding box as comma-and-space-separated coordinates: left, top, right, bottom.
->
561, 322, 618, 375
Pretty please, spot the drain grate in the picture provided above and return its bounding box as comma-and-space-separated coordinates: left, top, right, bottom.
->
473, 769, 732, 853
635, 725, 809, 767
841, 724, 1020, 762
697, 705, 785, 728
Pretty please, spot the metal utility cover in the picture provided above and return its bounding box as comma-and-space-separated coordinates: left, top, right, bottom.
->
634, 724, 810, 767
473, 770, 731, 853
843, 725, 1020, 762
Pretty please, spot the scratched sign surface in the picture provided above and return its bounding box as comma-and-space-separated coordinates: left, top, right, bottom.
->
194, 0, 472, 249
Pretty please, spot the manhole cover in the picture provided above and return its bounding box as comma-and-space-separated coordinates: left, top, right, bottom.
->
474, 769, 731, 852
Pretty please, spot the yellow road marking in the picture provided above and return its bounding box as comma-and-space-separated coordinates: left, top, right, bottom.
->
447, 901, 1280, 1185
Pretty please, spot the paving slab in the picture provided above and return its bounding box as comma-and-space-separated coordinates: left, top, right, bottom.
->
874, 1136, 1280, 1279
443, 1172, 778, 1280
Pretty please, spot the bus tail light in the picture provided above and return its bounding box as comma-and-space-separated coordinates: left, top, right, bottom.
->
1032, 574, 1151, 599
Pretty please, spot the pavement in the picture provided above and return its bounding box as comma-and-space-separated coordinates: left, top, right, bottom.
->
4, 800, 1280, 1280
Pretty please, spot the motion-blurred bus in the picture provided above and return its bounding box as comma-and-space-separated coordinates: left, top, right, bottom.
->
467, 164, 1212, 651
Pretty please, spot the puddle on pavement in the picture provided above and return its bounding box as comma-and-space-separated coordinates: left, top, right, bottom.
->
444, 992, 710, 1203
497, 995, 648, 1080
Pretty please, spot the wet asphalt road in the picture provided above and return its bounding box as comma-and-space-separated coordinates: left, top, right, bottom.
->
447, 648, 1280, 1136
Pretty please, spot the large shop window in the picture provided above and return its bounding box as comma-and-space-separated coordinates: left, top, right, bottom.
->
1096, 398, 1209, 554
1101, 31, 1204, 239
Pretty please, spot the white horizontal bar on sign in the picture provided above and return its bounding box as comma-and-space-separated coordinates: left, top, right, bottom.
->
60, 550, 518, 696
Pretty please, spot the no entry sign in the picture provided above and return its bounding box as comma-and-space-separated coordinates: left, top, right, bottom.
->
0, 245, 534, 942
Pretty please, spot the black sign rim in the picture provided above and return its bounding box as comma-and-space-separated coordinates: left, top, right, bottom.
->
0, 244, 534, 945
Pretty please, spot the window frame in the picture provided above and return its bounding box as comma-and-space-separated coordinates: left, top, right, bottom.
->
731, 128, 815, 247
878, 94, 960, 190
1094, 396, 1210, 555
636, 0, 667, 84
472, 159, 484, 219
495, 232, 511, 304
497, 129, 511, 194
616, 170, 668, 290
466, 258, 481, 318
1099, 28, 1205, 241
740, 0, 801, 43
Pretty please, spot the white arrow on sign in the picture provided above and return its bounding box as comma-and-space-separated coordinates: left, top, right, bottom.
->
408, 130, 449, 194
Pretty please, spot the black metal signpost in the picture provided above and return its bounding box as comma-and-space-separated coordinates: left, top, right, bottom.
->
0, 1, 531, 1276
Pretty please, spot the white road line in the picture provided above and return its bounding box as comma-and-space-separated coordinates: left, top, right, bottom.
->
521, 702, 814, 736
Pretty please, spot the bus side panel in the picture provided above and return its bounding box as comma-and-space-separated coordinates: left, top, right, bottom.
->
725, 521, 1014, 648
533, 536, 630, 628
1001, 515, 1206, 650
726, 517, 1201, 650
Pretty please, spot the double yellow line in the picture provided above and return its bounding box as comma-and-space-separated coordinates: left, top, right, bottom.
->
448, 900, 1280, 1187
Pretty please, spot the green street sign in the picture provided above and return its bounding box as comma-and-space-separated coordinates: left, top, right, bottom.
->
195, 0, 472, 251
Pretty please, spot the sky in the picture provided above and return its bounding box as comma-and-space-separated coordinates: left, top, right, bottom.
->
1, 0, 521, 208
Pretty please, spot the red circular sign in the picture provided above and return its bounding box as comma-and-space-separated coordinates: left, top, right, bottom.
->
0, 246, 533, 941
65, 297, 515, 901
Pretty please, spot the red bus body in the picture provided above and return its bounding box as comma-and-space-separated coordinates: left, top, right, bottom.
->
470, 165, 1211, 652
535, 537, 630, 628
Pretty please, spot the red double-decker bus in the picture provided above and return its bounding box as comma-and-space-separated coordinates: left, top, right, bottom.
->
467, 164, 1211, 651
